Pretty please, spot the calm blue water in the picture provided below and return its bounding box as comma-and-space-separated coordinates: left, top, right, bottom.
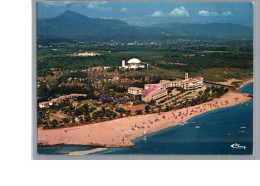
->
38, 83, 253, 155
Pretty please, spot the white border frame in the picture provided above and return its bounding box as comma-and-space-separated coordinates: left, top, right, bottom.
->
32, 0, 260, 160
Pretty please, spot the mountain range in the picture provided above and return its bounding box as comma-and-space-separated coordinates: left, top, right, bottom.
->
37, 10, 253, 42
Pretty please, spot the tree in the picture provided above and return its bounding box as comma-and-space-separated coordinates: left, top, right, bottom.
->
105, 110, 113, 118
37, 116, 44, 125
64, 108, 70, 114
92, 111, 100, 120
51, 119, 58, 128
167, 87, 174, 94
133, 100, 141, 106
225, 88, 229, 93
126, 110, 131, 116
89, 106, 96, 112
62, 117, 71, 123
75, 107, 83, 116
115, 107, 126, 114
158, 105, 162, 113
149, 99, 156, 105
84, 115, 91, 122
135, 110, 143, 115
79, 116, 84, 123
37, 82, 49, 100
82, 104, 89, 114
145, 105, 151, 114
101, 106, 106, 114
198, 90, 203, 95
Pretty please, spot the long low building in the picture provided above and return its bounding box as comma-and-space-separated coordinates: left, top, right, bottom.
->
39, 94, 87, 108
142, 84, 167, 102
142, 88, 167, 102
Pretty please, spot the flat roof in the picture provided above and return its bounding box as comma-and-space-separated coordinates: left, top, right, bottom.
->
128, 87, 143, 90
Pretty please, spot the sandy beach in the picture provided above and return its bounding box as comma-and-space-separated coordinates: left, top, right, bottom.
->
238, 78, 253, 89
213, 78, 253, 89
68, 148, 107, 155
38, 90, 252, 148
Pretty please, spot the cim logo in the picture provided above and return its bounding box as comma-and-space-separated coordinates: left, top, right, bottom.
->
230, 143, 247, 150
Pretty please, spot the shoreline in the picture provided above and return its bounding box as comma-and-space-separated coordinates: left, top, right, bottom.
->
238, 78, 253, 89
38, 87, 252, 149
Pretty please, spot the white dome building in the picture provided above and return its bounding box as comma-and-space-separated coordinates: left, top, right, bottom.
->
128, 58, 141, 64
121, 58, 145, 69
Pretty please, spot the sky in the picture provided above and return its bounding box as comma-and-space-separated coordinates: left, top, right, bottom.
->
37, 1, 253, 27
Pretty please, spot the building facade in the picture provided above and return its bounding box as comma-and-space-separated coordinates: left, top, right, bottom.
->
38, 94, 87, 108
142, 88, 168, 102
128, 87, 143, 95
142, 84, 167, 102
171, 73, 203, 90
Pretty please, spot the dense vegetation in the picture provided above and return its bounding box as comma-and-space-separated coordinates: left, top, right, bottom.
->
38, 38, 253, 82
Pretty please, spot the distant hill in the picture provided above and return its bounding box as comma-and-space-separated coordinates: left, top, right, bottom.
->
149, 23, 253, 40
38, 10, 253, 42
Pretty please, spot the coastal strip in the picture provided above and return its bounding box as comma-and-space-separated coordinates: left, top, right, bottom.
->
38, 90, 252, 148
69, 148, 107, 155
239, 78, 253, 89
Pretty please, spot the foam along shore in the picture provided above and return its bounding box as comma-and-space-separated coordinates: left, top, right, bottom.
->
238, 78, 253, 89
38, 90, 252, 148
69, 148, 107, 155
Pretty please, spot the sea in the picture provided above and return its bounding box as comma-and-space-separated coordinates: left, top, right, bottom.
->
38, 82, 253, 155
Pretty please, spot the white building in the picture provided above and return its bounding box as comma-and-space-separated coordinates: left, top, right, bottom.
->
39, 102, 49, 108
183, 77, 204, 90
71, 51, 100, 56
159, 80, 172, 89
38, 94, 87, 108
148, 89, 168, 101
120, 58, 145, 69
128, 87, 143, 95
171, 73, 204, 90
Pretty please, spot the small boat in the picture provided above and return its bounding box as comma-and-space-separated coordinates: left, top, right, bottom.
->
239, 130, 246, 133
195, 126, 200, 129
181, 121, 188, 125
227, 133, 231, 136
240, 126, 246, 129
142, 130, 147, 141
231, 143, 246, 150
191, 121, 196, 124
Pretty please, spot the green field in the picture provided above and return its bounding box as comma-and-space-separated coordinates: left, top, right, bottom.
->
37, 39, 253, 82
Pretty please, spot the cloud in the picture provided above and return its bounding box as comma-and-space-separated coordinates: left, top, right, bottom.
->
87, 2, 108, 10
121, 7, 127, 13
198, 10, 219, 16
150, 11, 164, 17
169, 7, 189, 17
42, 2, 72, 7
222, 11, 233, 16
